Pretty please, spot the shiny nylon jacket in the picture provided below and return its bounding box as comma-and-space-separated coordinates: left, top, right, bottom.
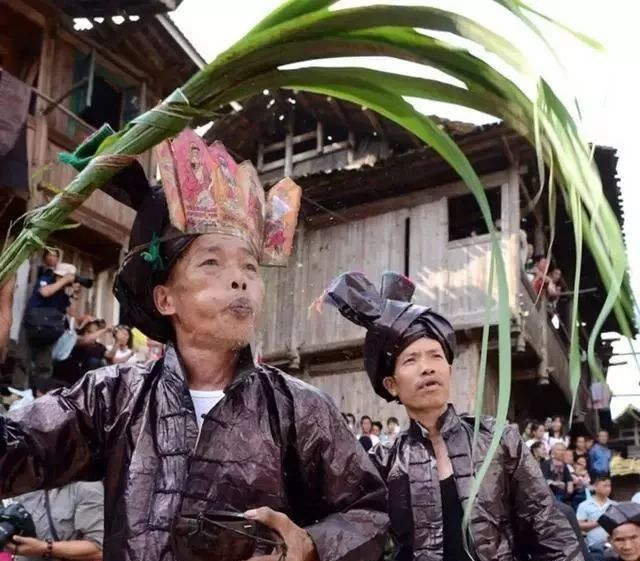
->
371, 406, 583, 561
0, 346, 389, 561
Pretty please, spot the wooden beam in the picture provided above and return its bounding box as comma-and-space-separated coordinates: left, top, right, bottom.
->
295, 92, 322, 123
327, 97, 352, 129
362, 108, 387, 140
59, 27, 149, 84
408, 133, 422, 148
284, 110, 294, 176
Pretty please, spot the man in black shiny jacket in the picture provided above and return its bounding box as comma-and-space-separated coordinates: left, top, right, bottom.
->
323, 270, 583, 561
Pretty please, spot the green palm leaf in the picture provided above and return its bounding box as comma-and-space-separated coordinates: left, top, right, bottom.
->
0, 0, 634, 547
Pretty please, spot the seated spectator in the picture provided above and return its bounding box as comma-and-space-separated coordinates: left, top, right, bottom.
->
590, 430, 613, 479
546, 416, 570, 449
531, 255, 549, 295
371, 421, 383, 439
578, 476, 616, 561
2, 379, 104, 561
547, 268, 563, 304
542, 443, 574, 503
574, 435, 591, 466
521, 419, 534, 441
573, 456, 593, 510
526, 422, 550, 458
531, 257, 563, 310
530, 441, 547, 463
381, 416, 401, 445
105, 325, 135, 365
599, 502, 640, 561
358, 415, 380, 446
565, 448, 576, 474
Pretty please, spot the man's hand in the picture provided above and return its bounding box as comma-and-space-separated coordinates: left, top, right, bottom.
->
243, 507, 319, 561
5, 535, 48, 556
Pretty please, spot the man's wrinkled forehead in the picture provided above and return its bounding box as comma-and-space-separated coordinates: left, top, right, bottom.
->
613, 523, 640, 539
397, 336, 446, 360
185, 234, 258, 262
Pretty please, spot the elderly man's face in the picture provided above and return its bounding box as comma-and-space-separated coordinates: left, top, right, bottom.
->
385, 337, 451, 415
153, 234, 264, 350
551, 444, 567, 461
612, 523, 640, 561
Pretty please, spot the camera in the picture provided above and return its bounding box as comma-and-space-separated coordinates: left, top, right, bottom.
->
75, 275, 94, 289
0, 502, 36, 548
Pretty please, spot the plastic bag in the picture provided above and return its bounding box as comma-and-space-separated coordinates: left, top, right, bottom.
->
52, 318, 77, 361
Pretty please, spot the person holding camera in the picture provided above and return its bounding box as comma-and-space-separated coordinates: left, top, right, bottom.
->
0, 379, 103, 561
16, 252, 76, 388
0, 478, 103, 561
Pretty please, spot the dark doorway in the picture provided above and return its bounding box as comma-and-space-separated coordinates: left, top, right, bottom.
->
80, 75, 122, 131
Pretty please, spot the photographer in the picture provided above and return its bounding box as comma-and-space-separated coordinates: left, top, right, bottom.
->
3, 481, 103, 561
2, 379, 104, 561
18, 258, 76, 387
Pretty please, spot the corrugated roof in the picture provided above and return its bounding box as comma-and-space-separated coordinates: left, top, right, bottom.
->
60, 0, 183, 17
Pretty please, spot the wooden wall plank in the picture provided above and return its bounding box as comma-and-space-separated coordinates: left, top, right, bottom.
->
300, 210, 407, 348
409, 181, 521, 323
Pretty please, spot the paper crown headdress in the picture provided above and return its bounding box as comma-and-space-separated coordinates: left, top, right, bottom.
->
154, 128, 301, 266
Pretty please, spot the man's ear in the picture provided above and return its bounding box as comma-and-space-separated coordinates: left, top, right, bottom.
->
153, 284, 176, 317
383, 376, 398, 398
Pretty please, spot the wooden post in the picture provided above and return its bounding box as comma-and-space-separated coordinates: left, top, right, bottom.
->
284, 111, 294, 176
288, 225, 305, 368
534, 221, 545, 254
316, 121, 323, 154
538, 295, 550, 385
347, 130, 355, 164
257, 142, 264, 171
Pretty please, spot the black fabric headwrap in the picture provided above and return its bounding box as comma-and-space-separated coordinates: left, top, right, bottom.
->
323, 271, 456, 402
599, 502, 640, 534
108, 168, 197, 343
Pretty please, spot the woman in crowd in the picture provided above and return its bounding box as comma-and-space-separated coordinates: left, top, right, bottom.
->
521, 419, 534, 441
574, 435, 591, 466
546, 416, 570, 449
104, 325, 135, 365
526, 422, 550, 458
572, 456, 593, 510
531, 441, 547, 464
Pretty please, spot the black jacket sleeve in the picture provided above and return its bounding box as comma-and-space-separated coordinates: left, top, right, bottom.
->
288, 380, 389, 561
505, 428, 584, 561
0, 367, 122, 498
